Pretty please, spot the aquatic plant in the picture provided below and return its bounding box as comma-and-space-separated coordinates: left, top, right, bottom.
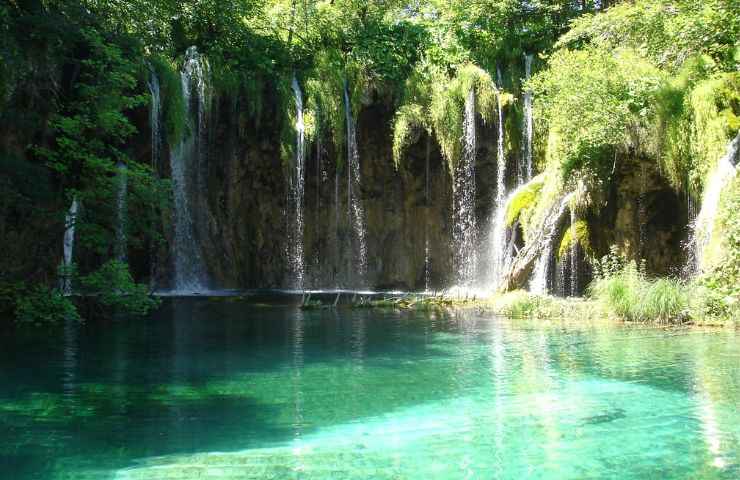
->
392, 104, 430, 169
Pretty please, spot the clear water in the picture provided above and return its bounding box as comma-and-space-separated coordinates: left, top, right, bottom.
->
1, 298, 738, 479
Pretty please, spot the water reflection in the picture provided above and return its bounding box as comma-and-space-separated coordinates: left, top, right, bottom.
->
0, 301, 738, 479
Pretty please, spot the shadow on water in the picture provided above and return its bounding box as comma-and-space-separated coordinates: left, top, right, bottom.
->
0, 297, 467, 478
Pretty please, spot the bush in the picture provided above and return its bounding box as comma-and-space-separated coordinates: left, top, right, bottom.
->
641, 278, 689, 324
79, 260, 159, 316
14, 286, 81, 326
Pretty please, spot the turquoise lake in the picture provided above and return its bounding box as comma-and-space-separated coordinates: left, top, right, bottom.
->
1, 295, 738, 479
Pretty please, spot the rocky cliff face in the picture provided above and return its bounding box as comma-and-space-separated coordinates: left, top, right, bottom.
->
188, 87, 465, 291
1, 67, 692, 293
150, 82, 691, 292
590, 152, 689, 277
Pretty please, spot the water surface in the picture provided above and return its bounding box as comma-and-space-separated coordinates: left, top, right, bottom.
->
1, 297, 738, 479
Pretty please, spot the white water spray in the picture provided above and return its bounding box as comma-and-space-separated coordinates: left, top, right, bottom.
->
488, 182, 529, 291
521, 54, 534, 184
452, 89, 478, 286
115, 161, 128, 262
146, 66, 162, 287
495, 68, 506, 206
569, 206, 578, 297
288, 76, 306, 288
146, 66, 162, 171
424, 136, 432, 292
690, 133, 740, 273
168, 46, 209, 292
343, 82, 368, 286
60, 198, 79, 295
530, 193, 574, 295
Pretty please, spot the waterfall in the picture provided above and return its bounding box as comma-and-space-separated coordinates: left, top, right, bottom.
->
484, 69, 511, 292
569, 206, 578, 297
637, 163, 648, 259
556, 254, 567, 297
146, 66, 162, 171
288, 76, 306, 288
452, 88, 478, 286
313, 113, 326, 286
424, 135, 431, 292
530, 193, 574, 295
334, 162, 340, 287
488, 183, 527, 291
521, 53, 534, 185
343, 81, 368, 286
168, 46, 209, 293
115, 161, 128, 262
60, 198, 79, 295
684, 193, 699, 277
690, 132, 740, 273
147, 66, 162, 288
495, 68, 506, 206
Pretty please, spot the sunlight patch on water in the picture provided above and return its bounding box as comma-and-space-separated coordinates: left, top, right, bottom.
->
101, 379, 735, 480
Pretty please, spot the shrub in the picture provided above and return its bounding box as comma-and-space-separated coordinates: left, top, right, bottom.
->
14, 286, 81, 326
79, 260, 159, 316
640, 278, 689, 324
589, 267, 640, 320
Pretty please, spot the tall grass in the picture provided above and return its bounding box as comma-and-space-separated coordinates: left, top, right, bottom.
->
588, 266, 689, 324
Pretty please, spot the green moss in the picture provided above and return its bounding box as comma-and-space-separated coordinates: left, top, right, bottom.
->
392, 104, 429, 169
149, 55, 187, 146
506, 176, 544, 226
391, 62, 500, 175
688, 72, 740, 190
520, 168, 565, 244
655, 66, 740, 195
429, 63, 498, 173
557, 220, 591, 260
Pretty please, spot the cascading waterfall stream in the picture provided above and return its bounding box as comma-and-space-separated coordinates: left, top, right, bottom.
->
424, 135, 432, 292
556, 253, 567, 297
313, 112, 326, 286
115, 161, 128, 262
168, 46, 210, 293
495, 68, 506, 206
521, 53, 534, 185
690, 132, 740, 273
485, 70, 511, 292
452, 89, 479, 287
343, 81, 368, 286
488, 183, 527, 291
146, 66, 162, 288
288, 76, 306, 288
569, 206, 578, 297
637, 163, 648, 260
334, 161, 340, 287
146, 66, 162, 172
530, 193, 574, 295
60, 198, 79, 295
